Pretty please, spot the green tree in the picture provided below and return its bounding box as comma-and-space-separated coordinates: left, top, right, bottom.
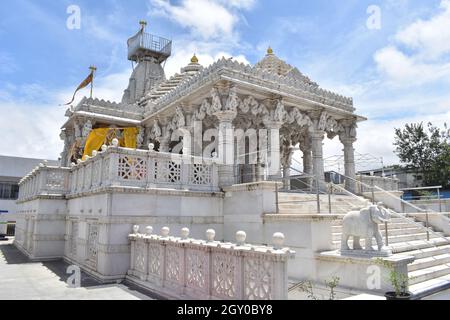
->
394, 122, 449, 188
426, 143, 450, 188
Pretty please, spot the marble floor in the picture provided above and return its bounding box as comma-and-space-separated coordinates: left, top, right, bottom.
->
0, 238, 155, 300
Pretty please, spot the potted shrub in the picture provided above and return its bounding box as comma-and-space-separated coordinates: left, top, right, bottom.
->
376, 258, 412, 300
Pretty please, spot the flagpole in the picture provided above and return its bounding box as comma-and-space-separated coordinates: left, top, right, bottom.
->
89, 66, 97, 99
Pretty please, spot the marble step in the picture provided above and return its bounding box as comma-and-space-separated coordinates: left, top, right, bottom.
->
278, 206, 358, 213
409, 274, 450, 299
331, 227, 427, 241
332, 222, 425, 232
278, 195, 365, 201
333, 233, 445, 248
403, 244, 450, 260
389, 237, 450, 254
408, 253, 450, 272
409, 264, 450, 285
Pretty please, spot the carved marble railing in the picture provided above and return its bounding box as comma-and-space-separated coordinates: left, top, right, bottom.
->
128, 227, 294, 300
18, 164, 70, 201
18, 146, 219, 202
68, 145, 219, 195
355, 175, 400, 192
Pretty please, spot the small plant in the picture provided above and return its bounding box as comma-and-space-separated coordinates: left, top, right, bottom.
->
296, 276, 340, 300
324, 276, 340, 300
296, 280, 318, 300
375, 258, 410, 299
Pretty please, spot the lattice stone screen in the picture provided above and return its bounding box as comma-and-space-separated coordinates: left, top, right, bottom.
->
17, 146, 219, 202
128, 230, 294, 300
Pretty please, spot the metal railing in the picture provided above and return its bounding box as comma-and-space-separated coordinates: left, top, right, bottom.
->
127, 31, 172, 60
272, 168, 368, 215
328, 171, 450, 246
400, 185, 444, 212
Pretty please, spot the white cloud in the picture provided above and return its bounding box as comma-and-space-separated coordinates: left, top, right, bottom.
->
395, 0, 450, 60
148, 0, 253, 39
304, 111, 450, 172
164, 40, 250, 78
218, 0, 256, 10
375, 0, 450, 86
374, 46, 450, 85
0, 69, 131, 160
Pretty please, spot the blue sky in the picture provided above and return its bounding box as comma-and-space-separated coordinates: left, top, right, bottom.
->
0, 0, 449, 169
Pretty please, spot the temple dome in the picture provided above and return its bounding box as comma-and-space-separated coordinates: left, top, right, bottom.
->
254, 47, 318, 87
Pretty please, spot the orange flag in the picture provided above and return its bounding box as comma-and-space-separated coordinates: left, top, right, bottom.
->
62, 70, 94, 106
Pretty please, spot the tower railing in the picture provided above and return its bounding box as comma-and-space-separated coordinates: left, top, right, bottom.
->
127, 31, 172, 61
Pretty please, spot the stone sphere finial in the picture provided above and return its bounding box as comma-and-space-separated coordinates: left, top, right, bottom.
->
211, 152, 217, 158
112, 138, 119, 147
43, 160, 48, 166
148, 143, 155, 151
272, 232, 285, 249
71, 162, 76, 167
77, 159, 82, 164
206, 229, 216, 242
92, 150, 98, 157
39, 163, 44, 168
161, 226, 170, 237
145, 226, 153, 235
101, 144, 107, 152
236, 231, 247, 246
181, 227, 190, 240
132, 225, 140, 234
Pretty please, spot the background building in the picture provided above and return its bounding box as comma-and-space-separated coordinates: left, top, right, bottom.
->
0, 155, 58, 233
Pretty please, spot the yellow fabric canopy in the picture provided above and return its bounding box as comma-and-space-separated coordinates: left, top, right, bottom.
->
82, 127, 139, 160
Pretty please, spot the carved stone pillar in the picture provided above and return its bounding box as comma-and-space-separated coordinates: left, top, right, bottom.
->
299, 135, 313, 175
281, 146, 294, 190
310, 130, 325, 183
216, 110, 237, 187
264, 121, 283, 180
179, 127, 192, 157
340, 120, 358, 192
341, 138, 356, 192
159, 126, 170, 153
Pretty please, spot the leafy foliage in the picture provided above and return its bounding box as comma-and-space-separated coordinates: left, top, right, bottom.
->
376, 258, 410, 297
394, 122, 450, 188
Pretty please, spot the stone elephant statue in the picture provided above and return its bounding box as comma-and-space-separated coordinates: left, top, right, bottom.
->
341, 204, 390, 251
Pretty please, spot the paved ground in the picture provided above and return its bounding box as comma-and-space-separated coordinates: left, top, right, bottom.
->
2, 238, 448, 300
0, 238, 155, 300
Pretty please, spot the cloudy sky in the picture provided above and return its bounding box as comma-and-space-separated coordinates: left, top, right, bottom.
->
0, 0, 449, 171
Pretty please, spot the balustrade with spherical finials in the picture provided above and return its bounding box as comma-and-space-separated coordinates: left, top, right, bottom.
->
128, 228, 295, 300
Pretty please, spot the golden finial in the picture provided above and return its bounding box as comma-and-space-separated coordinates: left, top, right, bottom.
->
139, 20, 147, 31
89, 65, 97, 72
191, 54, 199, 64
267, 46, 274, 55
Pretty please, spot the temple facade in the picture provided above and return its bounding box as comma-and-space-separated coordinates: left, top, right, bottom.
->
19, 23, 446, 299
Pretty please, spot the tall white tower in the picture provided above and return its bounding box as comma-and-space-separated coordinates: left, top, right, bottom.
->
122, 21, 172, 104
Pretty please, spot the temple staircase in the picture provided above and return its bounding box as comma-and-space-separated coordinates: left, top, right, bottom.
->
278, 170, 450, 298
